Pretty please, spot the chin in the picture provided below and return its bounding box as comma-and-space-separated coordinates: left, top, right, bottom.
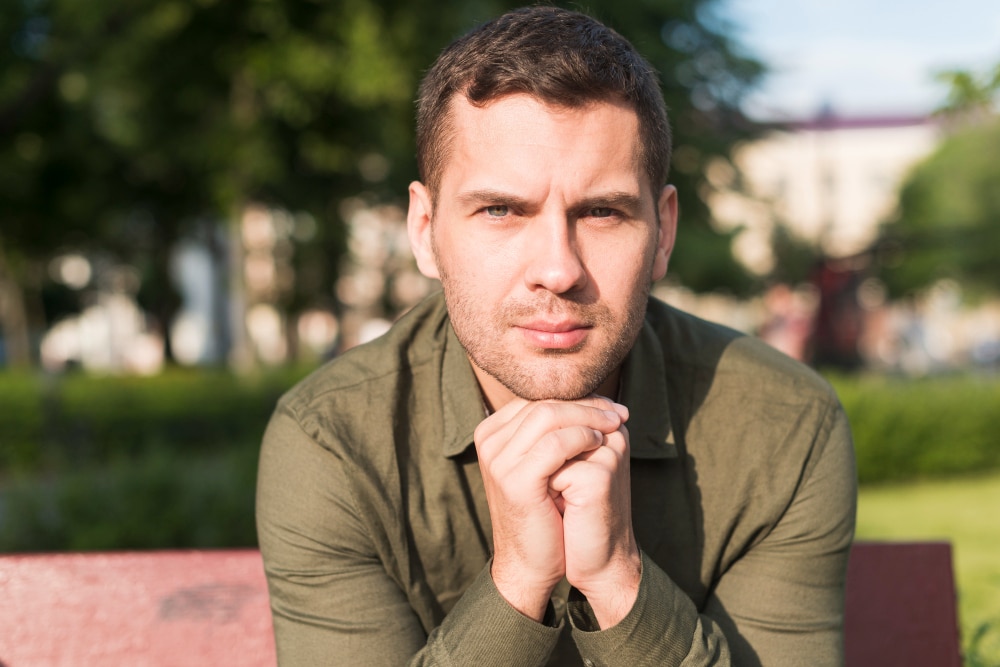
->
498, 369, 607, 402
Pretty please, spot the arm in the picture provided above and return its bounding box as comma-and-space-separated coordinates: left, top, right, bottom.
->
255, 405, 562, 666
704, 405, 857, 666
474, 396, 638, 627
565, 403, 857, 667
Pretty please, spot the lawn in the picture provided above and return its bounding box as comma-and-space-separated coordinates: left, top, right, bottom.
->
857, 471, 1000, 665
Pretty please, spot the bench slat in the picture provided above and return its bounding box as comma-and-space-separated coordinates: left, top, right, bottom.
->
844, 541, 962, 667
1, 542, 962, 666
0, 549, 275, 667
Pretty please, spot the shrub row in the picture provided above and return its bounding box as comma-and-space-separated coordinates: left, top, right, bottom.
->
5, 367, 995, 483
829, 373, 1000, 484
0, 367, 311, 552
1, 368, 998, 551
0, 366, 311, 472
1, 444, 259, 552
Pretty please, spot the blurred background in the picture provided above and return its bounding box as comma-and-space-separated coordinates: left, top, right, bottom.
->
1, 0, 999, 662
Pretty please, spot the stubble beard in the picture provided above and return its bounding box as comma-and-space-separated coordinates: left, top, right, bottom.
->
439, 271, 652, 402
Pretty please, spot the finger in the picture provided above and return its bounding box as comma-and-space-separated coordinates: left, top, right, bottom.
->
548, 454, 617, 497
602, 426, 630, 457
522, 425, 606, 477
548, 428, 630, 493
477, 400, 622, 463
474, 397, 531, 442
477, 395, 624, 445
587, 393, 629, 422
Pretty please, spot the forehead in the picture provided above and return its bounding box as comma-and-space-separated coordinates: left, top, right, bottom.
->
438, 94, 645, 197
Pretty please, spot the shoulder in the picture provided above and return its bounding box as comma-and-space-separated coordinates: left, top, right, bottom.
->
646, 296, 838, 408
275, 293, 451, 446
644, 299, 855, 570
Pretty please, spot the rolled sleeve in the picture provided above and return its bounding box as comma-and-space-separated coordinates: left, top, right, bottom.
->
568, 551, 728, 666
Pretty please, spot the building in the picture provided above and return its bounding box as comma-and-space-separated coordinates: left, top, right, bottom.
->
708, 112, 941, 274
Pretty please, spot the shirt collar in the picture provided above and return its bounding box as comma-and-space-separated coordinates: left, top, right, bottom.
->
441, 323, 487, 458
440, 311, 677, 460
619, 319, 678, 459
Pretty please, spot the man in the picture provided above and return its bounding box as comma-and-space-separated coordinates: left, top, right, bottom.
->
257, 6, 856, 666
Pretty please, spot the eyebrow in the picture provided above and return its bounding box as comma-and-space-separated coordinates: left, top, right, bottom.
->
575, 192, 645, 216
455, 189, 533, 211
455, 189, 645, 216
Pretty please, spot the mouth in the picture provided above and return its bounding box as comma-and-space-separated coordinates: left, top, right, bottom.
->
515, 320, 592, 350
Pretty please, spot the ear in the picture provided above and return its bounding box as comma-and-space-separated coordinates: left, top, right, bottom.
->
651, 185, 678, 282
407, 181, 440, 280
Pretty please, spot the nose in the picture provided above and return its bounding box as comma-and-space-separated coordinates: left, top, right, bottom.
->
522, 217, 587, 294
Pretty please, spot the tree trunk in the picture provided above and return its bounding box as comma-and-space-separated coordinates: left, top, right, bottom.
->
0, 249, 33, 368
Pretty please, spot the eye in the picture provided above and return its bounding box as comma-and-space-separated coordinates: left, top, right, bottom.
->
485, 205, 508, 217
590, 207, 614, 218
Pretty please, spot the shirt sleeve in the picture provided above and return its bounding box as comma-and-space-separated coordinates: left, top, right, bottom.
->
256, 404, 562, 666
566, 403, 857, 667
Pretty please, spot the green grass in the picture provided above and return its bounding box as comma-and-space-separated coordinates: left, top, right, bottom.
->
857, 471, 1000, 665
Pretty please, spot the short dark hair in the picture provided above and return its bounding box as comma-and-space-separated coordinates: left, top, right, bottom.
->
416, 6, 672, 197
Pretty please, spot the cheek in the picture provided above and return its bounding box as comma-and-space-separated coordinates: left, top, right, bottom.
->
442, 233, 519, 285
584, 237, 656, 287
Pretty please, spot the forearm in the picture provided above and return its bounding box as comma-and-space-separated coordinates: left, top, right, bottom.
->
258, 406, 562, 666
415, 563, 562, 666
567, 552, 731, 666
563, 404, 856, 667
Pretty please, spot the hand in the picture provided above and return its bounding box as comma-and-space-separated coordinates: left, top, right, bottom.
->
550, 418, 642, 628
474, 396, 626, 621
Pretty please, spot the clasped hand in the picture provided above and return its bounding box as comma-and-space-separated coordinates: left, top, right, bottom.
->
474, 396, 641, 629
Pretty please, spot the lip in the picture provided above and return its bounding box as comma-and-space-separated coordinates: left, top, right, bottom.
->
516, 320, 591, 349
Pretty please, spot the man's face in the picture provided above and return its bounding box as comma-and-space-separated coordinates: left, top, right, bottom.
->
408, 94, 677, 407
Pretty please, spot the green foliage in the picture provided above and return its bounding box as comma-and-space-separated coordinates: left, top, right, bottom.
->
0, 372, 45, 468
767, 222, 822, 286
3, 369, 1000, 554
1, 444, 260, 551
0, 367, 308, 472
0, 0, 765, 354
879, 90, 1000, 297
0, 367, 310, 552
934, 64, 1000, 118
828, 374, 1000, 484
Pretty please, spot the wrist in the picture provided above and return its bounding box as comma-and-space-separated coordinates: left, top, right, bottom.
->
490, 559, 559, 622
571, 549, 642, 629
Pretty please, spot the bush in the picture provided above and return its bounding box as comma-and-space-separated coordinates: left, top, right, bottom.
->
829, 374, 1000, 484
2, 367, 998, 552
0, 444, 260, 551
0, 366, 311, 552
0, 366, 309, 472
0, 372, 46, 469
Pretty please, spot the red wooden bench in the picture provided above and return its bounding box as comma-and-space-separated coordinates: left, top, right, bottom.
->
845, 541, 962, 667
0, 549, 275, 667
0, 542, 961, 666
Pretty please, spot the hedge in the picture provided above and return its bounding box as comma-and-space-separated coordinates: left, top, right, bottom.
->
0, 366, 309, 472
1, 368, 998, 551
0, 367, 310, 552
829, 373, 1000, 484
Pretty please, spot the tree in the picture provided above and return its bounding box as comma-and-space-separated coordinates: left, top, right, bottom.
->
1, 0, 764, 366
934, 64, 1000, 122
879, 64, 1000, 298
880, 117, 1000, 298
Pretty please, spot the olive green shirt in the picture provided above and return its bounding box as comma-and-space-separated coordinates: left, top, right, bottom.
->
257, 292, 856, 666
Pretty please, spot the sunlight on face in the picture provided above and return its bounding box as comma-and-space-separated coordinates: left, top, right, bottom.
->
408, 94, 676, 408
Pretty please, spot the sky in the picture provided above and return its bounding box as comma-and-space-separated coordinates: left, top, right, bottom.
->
724, 0, 1000, 120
